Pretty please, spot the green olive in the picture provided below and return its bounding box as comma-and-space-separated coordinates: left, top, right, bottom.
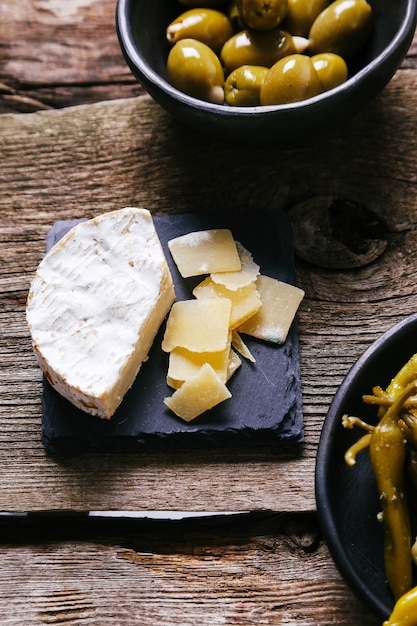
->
260, 53, 322, 104
283, 0, 330, 36
224, 65, 269, 105
237, 0, 288, 31
167, 39, 225, 103
309, 0, 373, 60
167, 9, 234, 54
220, 28, 298, 73
227, 0, 245, 28
311, 52, 348, 90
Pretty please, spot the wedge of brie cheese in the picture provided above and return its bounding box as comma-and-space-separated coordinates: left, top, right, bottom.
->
26, 207, 175, 420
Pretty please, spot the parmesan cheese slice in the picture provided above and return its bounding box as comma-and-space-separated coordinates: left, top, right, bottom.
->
168, 229, 241, 277
26, 207, 175, 420
210, 242, 260, 290
167, 344, 231, 388
227, 350, 242, 380
237, 275, 304, 344
193, 277, 262, 329
164, 363, 232, 422
161, 298, 232, 353
231, 330, 256, 363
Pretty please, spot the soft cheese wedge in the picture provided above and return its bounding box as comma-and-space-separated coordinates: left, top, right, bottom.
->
26, 207, 175, 420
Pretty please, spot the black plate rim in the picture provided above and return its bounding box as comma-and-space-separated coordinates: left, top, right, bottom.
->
315, 311, 417, 619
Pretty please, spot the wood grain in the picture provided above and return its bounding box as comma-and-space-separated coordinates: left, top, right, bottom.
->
0, 0, 143, 113
1, 2, 417, 623
1, 69, 417, 514
0, 512, 380, 625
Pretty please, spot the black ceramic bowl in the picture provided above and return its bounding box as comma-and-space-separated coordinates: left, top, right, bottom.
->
315, 313, 417, 620
116, 0, 417, 145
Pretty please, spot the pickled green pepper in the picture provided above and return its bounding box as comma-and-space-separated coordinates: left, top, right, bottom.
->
368, 383, 414, 600
384, 584, 417, 626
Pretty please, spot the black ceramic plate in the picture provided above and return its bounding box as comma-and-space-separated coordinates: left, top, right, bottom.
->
41, 209, 303, 453
315, 313, 417, 620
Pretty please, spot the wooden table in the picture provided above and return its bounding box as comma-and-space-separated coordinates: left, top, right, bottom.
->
1, 1, 417, 623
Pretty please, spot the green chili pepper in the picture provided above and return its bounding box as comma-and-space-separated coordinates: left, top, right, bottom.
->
384, 354, 417, 400
383, 584, 417, 625
343, 363, 417, 600
368, 382, 415, 600
384, 354, 417, 491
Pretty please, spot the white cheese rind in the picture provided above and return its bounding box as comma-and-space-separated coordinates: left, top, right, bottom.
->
26, 207, 175, 420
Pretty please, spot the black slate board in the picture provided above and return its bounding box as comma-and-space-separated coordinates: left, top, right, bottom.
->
41, 210, 303, 453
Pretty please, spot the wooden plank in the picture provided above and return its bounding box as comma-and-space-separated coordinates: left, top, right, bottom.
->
0, 512, 380, 626
1, 3, 416, 623
0, 70, 417, 513
0, 0, 142, 113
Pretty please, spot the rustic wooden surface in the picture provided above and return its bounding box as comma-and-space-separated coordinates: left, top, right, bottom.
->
1, 0, 417, 624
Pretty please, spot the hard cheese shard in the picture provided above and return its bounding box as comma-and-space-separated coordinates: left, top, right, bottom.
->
161, 298, 232, 353
237, 275, 305, 344
167, 344, 231, 388
164, 363, 232, 423
210, 241, 260, 290
193, 277, 262, 329
167, 228, 241, 278
26, 207, 175, 420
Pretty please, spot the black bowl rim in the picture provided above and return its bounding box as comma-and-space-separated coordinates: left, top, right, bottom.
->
116, 0, 417, 118
315, 311, 417, 619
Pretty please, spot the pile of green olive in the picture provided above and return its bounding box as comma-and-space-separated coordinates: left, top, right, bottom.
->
165, 0, 373, 106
